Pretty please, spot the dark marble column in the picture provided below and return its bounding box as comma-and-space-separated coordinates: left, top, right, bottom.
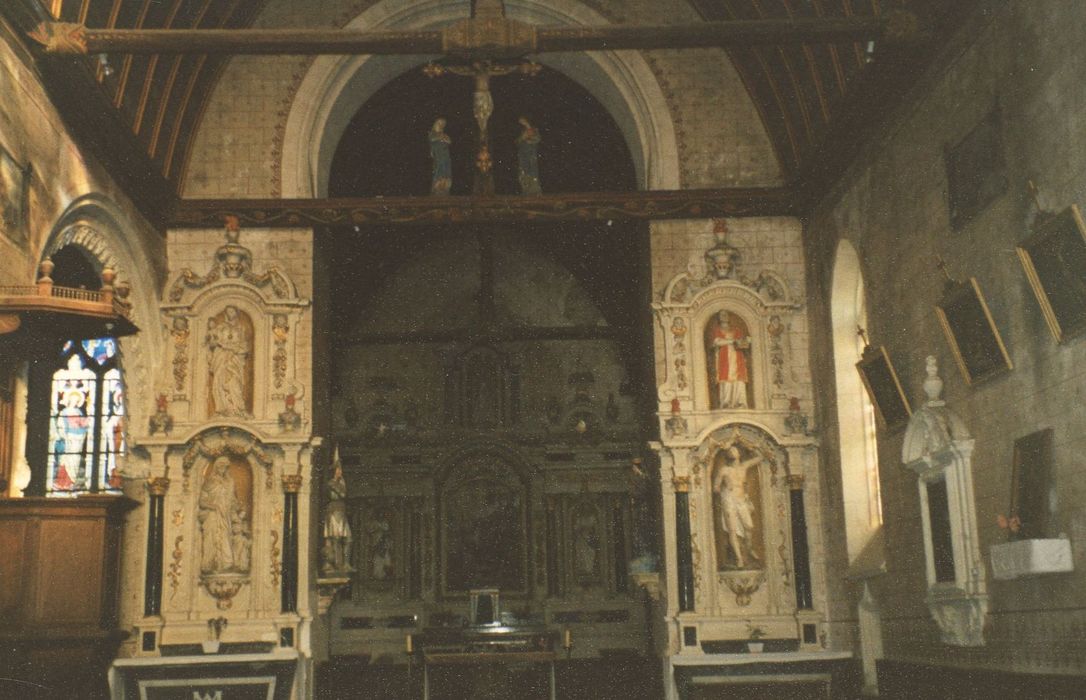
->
673, 477, 695, 612
143, 477, 170, 616
281, 474, 302, 613
789, 475, 814, 610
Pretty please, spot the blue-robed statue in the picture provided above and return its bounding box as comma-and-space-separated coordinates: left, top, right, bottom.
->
429, 117, 452, 195
515, 117, 542, 195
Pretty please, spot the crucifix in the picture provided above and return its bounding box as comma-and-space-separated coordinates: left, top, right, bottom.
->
423, 1, 541, 194
424, 59, 541, 195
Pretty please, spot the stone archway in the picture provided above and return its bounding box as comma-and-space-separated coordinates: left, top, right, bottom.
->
280, 0, 680, 197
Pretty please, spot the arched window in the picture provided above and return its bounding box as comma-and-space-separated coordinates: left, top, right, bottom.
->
831, 240, 883, 566
34, 244, 126, 496
46, 338, 124, 494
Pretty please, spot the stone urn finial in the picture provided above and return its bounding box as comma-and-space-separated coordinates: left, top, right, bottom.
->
923, 355, 944, 405
38, 257, 54, 282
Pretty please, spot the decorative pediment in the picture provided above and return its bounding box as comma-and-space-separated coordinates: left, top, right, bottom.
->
180, 427, 275, 491
167, 221, 297, 304
657, 221, 800, 311
659, 271, 798, 311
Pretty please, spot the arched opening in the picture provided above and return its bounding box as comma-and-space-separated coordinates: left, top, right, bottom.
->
831, 240, 883, 569
24, 244, 125, 496
318, 62, 659, 695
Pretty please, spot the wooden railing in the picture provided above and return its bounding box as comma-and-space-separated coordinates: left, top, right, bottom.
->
0, 280, 131, 319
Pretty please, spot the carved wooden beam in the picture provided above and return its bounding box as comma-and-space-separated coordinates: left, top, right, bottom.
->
169, 188, 797, 229
28, 12, 922, 57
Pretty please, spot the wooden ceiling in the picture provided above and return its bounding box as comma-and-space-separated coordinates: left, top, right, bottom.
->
688, 0, 977, 185
31, 0, 976, 203
43, 0, 265, 186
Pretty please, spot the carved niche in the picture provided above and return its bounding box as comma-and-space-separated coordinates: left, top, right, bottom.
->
181, 428, 276, 610
444, 345, 520, 428
652, 221, 801, 427
160, 222, 308, 430
692, 424, 792, 608
439, 447, 529, 594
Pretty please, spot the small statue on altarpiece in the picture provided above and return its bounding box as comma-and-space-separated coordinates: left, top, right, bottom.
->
321, 448, 353, 575
515, 117, 542, 195
429, 118, 452, 196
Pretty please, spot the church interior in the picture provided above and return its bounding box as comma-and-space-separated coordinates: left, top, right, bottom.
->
1, 0, 1085, 698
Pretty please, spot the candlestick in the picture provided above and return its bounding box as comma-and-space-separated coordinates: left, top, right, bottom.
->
563, 629, 571, 649
405, 633, 413, 654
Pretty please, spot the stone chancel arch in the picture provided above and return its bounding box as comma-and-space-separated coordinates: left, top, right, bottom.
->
279, 0, 681, 196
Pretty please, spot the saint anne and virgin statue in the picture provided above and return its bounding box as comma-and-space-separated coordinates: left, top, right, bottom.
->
198, 456, 251, 575
207, 305, 253, 417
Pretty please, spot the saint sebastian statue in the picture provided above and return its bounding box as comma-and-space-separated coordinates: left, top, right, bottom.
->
712, 441, 763, 569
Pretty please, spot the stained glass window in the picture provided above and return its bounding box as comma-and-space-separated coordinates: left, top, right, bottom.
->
47, 337, 124, 494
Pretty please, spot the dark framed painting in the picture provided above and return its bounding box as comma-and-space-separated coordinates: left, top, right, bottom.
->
1010, 428, 1054, 540
1017, 204, 1086, 343
944, 105, 1007, 231
936, 277, 1013, 385
856, 345, 911, 430
0, 143, 31, 246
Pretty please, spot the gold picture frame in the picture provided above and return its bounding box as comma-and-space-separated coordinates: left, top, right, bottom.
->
1017, 204, 1086, 343
935, 277, 1013, 385
856, 345, 911, 430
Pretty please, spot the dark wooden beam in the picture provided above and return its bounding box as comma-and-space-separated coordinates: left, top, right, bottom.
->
169, 188, 797, 228
28, 13, 923, 56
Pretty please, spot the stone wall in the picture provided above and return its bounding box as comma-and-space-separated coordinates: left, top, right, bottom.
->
805, 0, 1086, 678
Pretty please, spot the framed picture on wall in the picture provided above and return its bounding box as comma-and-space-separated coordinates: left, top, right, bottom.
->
935, 277, 1013, 385
856, 345, 911, 430
1017, 204, 1086, 343
1010, 429, 1054, 540
945, 105, 1008, 231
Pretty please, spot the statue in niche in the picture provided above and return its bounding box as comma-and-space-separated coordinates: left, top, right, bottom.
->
573, 506, 601, 582
515, 117, 542, 195
206, 305, 253, 417
706, 310, 752, 409
367, 510, 394, 581
321, 450, 353, 575
198, 456, 251, 575
429, 117, 452, 195
712, 438, 764, 570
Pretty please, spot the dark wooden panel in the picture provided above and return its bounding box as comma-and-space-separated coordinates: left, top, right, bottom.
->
36, 518, 105, 626
0, 519, 28, 620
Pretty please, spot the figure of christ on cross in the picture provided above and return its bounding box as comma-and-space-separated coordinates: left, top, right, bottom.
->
424, 59, 541, 194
